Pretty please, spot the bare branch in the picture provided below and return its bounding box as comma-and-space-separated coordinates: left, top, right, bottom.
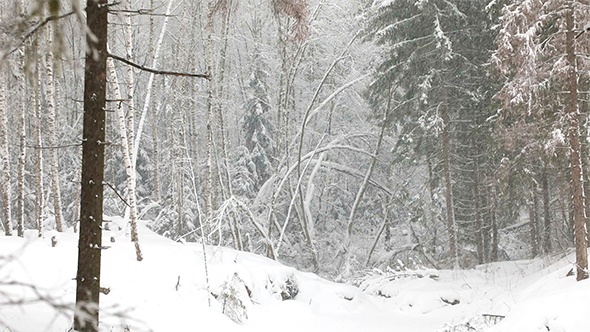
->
103, 181, 131, 208
108, 53, 211, 79
1, 11, 76, 62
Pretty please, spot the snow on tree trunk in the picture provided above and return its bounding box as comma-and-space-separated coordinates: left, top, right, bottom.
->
133, 0, 175, 170
0, 67, 12, 236
149, 1, 161, 203
343, 105, 387, 275
565, 6, 588, 281
205, 0, 215, 239
442, 107, 458, 269
45, 22, 64, 233
106, 55, 143, 262
17, 49, 26, 238
74, 0, 108, 328
121, 2, 142, 257
34, 57, 44, 237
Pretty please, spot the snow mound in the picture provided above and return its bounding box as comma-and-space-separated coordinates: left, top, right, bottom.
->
0, 218, 387, 332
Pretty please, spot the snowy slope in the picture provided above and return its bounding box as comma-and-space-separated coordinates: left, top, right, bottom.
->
0, 220, 589, 332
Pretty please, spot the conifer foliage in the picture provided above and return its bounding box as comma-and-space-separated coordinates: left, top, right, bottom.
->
494, 0, 590, 280
242, 50, 275, 190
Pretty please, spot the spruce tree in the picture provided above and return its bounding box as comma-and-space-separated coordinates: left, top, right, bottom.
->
364, 0, 500, 267
242, 43, 275, 190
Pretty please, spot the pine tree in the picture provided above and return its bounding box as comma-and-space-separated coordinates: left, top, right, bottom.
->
493, 0, 589, 281
74, 0, 108, 329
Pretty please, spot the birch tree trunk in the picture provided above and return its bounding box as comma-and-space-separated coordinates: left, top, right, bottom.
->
17, 52, 26, 237
133, 0, 175, 168
46, 22, 64, 233
204, 0, 215, 237
0, 67, 12, 236
121, 2, 142, 255
34, 54, 45, 237
106, 55, 143, 261
149, 0, 161, 203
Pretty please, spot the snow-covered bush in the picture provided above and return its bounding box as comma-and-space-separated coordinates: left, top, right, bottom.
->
214, 273, 249, 324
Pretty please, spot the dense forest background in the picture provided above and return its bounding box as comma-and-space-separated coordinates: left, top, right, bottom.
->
0, 0, 589, 281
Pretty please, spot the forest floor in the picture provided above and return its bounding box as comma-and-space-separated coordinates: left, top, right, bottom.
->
0, 219, 589, 332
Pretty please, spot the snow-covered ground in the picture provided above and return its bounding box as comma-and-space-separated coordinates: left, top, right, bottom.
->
0, 219, 589, 332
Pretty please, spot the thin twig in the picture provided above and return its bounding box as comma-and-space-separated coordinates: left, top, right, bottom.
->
103, 182, 131, 208
1, 11, 76, 61
18, 143, 82, 149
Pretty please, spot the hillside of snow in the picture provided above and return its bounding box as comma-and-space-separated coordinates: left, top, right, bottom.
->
0, 219, 589, 332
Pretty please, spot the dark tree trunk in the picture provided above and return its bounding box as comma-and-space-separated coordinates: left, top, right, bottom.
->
565, 7, 588, 281
427, 156, 438, 254
529, 182, 538, 258
542, 166, 551, 253
442, 107, 458, 268
482, 191, 490, 263
74, 0, 108, 330
490, 184, 499, 262
472, 135, 483, 265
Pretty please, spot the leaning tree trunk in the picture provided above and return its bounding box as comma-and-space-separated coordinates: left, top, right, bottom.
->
74, 0, 108, 329
343, 101, 387, 275
123, 1, 141, 249
106, 54, 143, 262
565, 6, 588, 281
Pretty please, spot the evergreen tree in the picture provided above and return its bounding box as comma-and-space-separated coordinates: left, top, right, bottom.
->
242, 40, 275, 190
364, 0, 500, 267
493, 0, 589, 281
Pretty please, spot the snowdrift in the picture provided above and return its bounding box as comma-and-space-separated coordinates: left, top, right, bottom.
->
1, 219, 589, 332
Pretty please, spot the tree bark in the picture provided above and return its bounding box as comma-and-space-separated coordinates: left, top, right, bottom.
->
0, 67, 12, 236
490, 184, 499, 262
565, 6, 588, 281
46, 22, 64, 233
529, 184, 538, 258
34, 55, 44, 237
542, 166, 552, 253
472, 135, 483, 264
74, 0, 108, 329
205, 0, 215, 238
442, 107, 458, 268
106, 54, 143, 261
17, 51, 26, 237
